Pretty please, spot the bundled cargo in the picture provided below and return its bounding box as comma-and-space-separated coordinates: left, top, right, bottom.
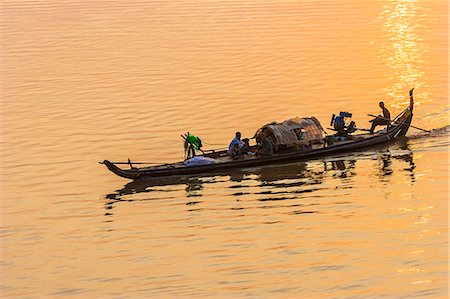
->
253, 117, 326, 152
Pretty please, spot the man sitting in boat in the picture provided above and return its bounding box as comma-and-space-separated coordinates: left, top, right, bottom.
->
228, 132, 245, 155
256, 134, 274, 157
241, 138, 253, 155
230, 143, 242, 160
236, 138, 254, 158
370, 101, 391, 133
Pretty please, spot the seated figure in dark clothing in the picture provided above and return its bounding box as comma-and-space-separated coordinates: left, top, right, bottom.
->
231, 143, 242, 160
256, 134, 273, 157
239, 138, 253, 156
231, 137, 253, 160
370, 101, 391, 133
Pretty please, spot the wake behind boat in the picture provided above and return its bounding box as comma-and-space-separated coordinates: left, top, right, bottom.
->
102, 91, 416, 180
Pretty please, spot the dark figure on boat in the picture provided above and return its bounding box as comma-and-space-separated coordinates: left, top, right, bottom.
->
228, 132, 244, 155
370, 101, 391, 133
232, 139, 253, 159
231, 143, 242, 160
184, 133, 203, 159
241, 138, 252, 155
256, 133, 274, 157
261, 137, 273, 156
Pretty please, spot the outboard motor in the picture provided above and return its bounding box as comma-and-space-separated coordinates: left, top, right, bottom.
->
330, 112, 356, 136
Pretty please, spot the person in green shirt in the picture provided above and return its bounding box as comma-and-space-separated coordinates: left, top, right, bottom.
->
184, 133, 203, 159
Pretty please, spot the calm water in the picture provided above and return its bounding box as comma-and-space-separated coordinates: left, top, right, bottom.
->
1, 0, 448, 297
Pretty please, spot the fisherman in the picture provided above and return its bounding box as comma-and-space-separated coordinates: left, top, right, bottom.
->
228, 132, 244, 155
184, 133, 203, 159
370, 101, 391, 134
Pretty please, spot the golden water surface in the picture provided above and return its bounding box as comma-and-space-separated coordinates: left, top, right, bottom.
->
1, 0, 448, 297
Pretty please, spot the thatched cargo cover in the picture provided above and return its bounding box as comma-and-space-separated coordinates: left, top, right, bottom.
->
254, 117, 326, 151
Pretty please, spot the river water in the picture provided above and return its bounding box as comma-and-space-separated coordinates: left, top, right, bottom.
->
1, 0, 448, 298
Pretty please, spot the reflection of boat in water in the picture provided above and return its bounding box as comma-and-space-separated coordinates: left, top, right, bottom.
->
102, 101, 414, 180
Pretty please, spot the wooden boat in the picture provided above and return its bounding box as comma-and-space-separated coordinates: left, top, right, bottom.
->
102, 100, 414, 180
105, 140, 413, 200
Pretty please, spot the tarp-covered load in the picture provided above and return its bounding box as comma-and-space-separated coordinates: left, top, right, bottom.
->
254, 117, 326, 152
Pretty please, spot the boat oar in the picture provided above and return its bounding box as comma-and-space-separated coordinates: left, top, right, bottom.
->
367, 114, 431, 133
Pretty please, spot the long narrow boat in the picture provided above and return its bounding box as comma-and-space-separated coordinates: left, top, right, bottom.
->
102, 101, 413, 180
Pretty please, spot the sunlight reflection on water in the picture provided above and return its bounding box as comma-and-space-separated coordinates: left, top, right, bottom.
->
381, 0, 429, 108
